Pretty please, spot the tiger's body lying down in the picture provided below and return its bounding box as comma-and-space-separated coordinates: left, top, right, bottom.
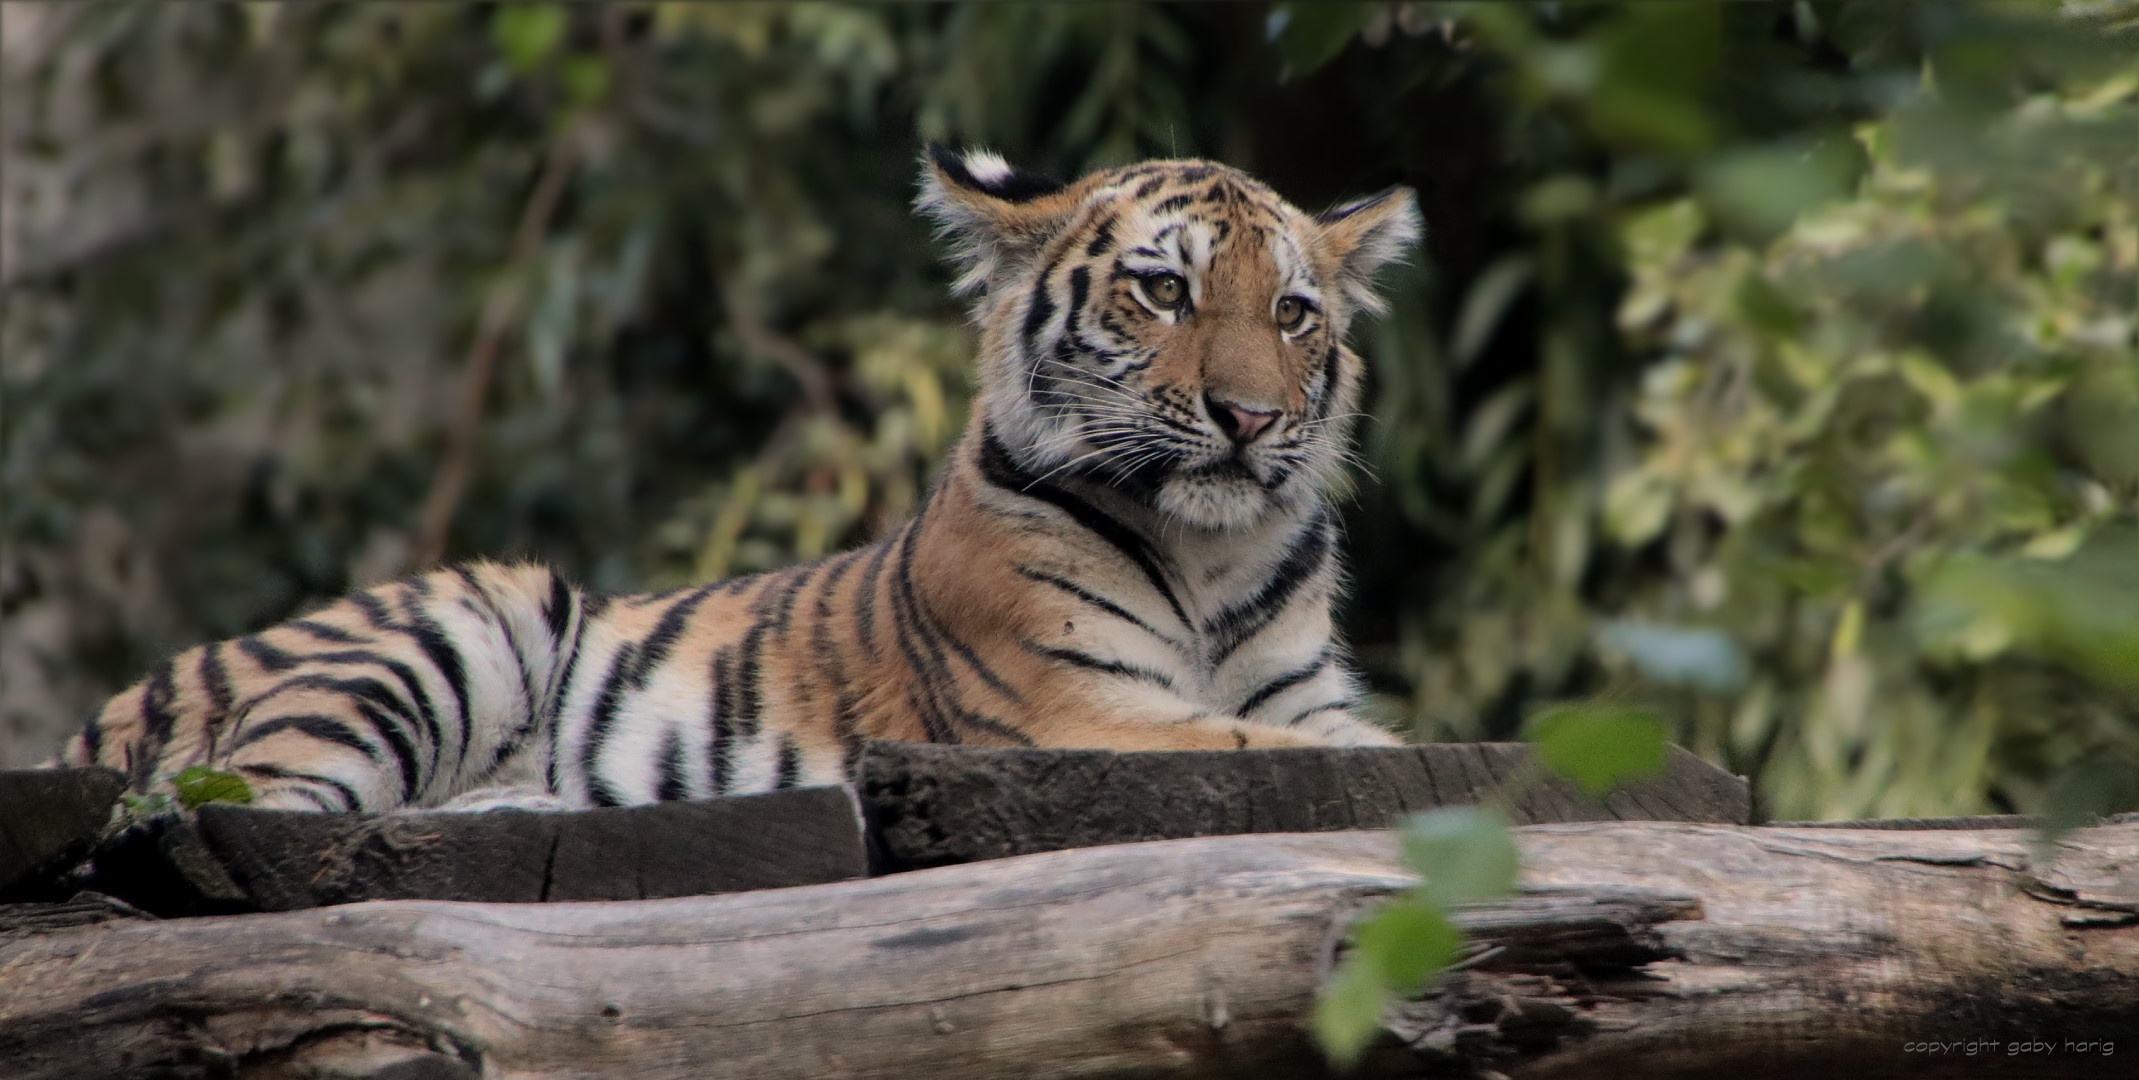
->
59, 147, 1424, 813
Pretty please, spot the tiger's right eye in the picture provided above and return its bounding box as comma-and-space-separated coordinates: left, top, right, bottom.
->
1142, 273, 1187, 310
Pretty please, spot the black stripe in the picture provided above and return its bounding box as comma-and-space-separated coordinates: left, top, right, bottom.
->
809, 554, 864, 753
956, 712, 1037, 747
1021, 269, 1057, 351
451, 564, 540, 760
1065, 266, 1091, 334
579, 584, 718, 806
1012, 566, 1172, 644
706, 646, 737, 795
248, 673, 423, 799
1237, 653, 1329, 717
580, 642, 640, 807
543, 571, 574, 650
656, 726, 689, 802
393, 591, 473, 772
1285, 702, 1353, 728
729, 621, 767, 737
1021, 641, 1176, 691
234, 762, 364, 812
856, 538, 892, 657
885, 523, 960, 744
1316, 186, 1400, 224
1084, 214, 1117, 256
289, 619, 366, 644
198, 643, 234, 723
229, 713, 381, 761
139, 660, 178, 742
236, 634, 300, 671
1310, 345, 1341, 421
80, 715, 104, 764
976, 426, 1191, 632
1206, 513, 1332, 666
773, 736, 801, 789
1154, 193, 1194, 214
764, 563, 816, 638
237, 640, 444, 775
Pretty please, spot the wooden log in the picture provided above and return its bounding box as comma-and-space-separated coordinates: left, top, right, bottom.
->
2, 820, 2130, 1080
0, 766, 124, 897
860, 740, 1749, 869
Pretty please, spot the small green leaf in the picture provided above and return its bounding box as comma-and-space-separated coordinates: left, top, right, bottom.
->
173, 766, 254, 810
562, 55, 610, 105
1400, 806, 1519, 908
122, 792, 176, 817
1352, 899, 1462, 992
1527, 701, 1669, 795
493, 4, 566, 72
1312, 954, 1388, 1071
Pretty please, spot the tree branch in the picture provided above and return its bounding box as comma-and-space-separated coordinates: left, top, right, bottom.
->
404, 130, 581, 573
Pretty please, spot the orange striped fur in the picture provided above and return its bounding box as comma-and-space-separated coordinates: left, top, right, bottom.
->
61, 148, 1423, 811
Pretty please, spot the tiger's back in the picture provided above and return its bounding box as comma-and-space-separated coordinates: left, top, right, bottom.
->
63, 147, 1423, 811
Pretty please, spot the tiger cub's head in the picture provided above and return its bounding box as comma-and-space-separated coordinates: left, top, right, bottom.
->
919, 146, 1421, 531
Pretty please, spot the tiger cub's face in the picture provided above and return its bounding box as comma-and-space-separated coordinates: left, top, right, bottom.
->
920, 147, 1422, 531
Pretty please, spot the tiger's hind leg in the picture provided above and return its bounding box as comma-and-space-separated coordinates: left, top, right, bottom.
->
65, 561, 587, 813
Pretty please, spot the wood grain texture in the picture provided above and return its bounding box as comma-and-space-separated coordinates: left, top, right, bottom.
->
860, 740, 1750, 869
2, 821, 2130, 1079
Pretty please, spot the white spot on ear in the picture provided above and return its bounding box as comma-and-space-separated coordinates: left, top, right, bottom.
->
964, 150, 1013, 184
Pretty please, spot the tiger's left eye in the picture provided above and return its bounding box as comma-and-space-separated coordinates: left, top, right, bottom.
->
1275, 296, 1309, 330
1144, 273, 1188, 310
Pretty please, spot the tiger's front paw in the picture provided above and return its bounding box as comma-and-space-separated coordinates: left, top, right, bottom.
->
1224, 720, 1335, 749
421, 785, 576, 813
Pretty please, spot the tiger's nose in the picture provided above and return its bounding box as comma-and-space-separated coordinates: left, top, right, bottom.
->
1207, 395, 1282, 446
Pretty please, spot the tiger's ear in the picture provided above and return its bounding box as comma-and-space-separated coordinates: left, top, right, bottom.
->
917, 144, 1081, 295
1312, 186, 1424, 315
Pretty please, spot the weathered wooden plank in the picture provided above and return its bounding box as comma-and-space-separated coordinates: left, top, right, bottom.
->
860, 741, 1750, 870
193, 785, 867, 910
0, 766, 124, 897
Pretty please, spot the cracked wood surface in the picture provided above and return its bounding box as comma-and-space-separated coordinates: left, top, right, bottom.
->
0, 821, 2132, 1079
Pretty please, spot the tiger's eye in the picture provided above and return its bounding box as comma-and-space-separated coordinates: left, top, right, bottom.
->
1145, 273, 1187, 309
1275, 296, 1307, 330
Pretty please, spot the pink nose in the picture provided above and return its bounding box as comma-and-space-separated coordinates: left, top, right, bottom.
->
1208, 396, 1281, 446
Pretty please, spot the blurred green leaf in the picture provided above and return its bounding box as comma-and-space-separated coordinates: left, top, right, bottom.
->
1527, 701, 1669, 795
493, 4, 565, 72
1353, 898, 1463, 992
1313, 954, 1388, 1070
1401, 806, 1520, 909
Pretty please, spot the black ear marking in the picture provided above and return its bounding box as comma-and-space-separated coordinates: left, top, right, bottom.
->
926, 142, 1067, 204
1315, 185, 1403, 225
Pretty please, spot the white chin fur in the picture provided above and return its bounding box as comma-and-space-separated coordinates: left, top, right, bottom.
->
1155, 473, 1277, 531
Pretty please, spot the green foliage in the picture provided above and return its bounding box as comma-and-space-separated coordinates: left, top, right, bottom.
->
172, 765, 253, 809
1315, 805, 1518, 1067
1525, 700, 1668, 795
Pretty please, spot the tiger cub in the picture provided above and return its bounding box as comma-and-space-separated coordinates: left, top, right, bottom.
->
59, 147, 1423, 812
